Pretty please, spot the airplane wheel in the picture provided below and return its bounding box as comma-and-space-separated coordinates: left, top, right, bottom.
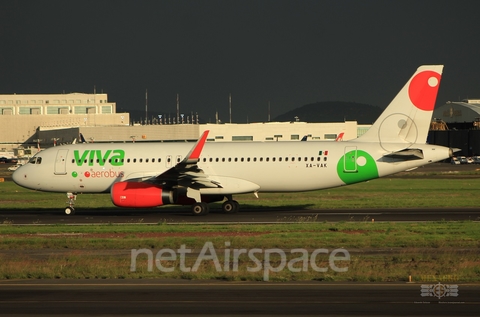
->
232, 200, 240, 212
222, 200, 239, 213
65, 207, 75, 215
191, 202, 209, 216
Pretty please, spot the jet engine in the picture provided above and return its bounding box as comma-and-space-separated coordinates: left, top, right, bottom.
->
110, 182, 175, 208
110, 182, 225, 208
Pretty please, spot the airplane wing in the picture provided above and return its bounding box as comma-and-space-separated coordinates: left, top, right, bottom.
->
147, 130, 222, 189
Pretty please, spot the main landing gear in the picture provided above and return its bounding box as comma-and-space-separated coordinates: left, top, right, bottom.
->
222, 199, 239, 213
65, 192, 77, 215
191, 202, 210, 216
190, 196, 240, 216
222, 195, 239, 214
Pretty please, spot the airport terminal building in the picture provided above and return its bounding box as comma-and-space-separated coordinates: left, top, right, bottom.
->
0, 93, 359, 155
4, 93, 480, 157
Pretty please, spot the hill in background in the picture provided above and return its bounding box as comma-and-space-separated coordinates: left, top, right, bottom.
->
273, 101, 382, 124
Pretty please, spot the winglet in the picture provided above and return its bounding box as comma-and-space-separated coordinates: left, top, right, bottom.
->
335, 132, 344, 142
79, 133, 87, 143
183, 130, 209, 163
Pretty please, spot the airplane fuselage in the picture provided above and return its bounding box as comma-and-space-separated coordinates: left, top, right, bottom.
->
13, 140, 451, 195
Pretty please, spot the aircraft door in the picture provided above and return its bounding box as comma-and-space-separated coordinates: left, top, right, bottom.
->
54, 149, 69, 175
343, 146, 358, 173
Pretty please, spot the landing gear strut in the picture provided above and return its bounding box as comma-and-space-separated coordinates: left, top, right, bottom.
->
65, 192, 77, 215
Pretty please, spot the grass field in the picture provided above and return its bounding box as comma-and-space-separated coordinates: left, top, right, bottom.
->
0, 171, 479, 282
0, 221, 478, 282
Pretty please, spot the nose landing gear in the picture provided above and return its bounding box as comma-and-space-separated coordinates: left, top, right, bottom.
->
65, 192, 77, 215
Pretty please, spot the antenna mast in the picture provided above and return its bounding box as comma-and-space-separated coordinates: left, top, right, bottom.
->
176, 93, 180, 124
229, 93, 232, 123
268, 101, 270, 122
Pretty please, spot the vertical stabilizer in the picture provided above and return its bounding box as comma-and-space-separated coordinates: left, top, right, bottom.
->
357, 65, 443, 151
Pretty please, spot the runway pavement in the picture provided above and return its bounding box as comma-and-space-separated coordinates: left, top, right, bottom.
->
0, 279, 478, 316
1, 207, 479, 225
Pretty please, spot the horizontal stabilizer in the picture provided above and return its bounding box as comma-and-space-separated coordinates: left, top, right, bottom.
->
383, 148, 424, 160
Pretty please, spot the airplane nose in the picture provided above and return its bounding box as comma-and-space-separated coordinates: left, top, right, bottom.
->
12, 167, 26, 187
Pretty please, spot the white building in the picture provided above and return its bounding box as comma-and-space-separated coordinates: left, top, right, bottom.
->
0, 93, 128, 150
0, 92, 364, 152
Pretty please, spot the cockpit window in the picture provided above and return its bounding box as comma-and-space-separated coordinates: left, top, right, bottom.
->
28, 157, 42, 164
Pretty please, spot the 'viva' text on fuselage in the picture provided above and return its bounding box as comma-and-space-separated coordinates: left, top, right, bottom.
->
73, 150, 125, 167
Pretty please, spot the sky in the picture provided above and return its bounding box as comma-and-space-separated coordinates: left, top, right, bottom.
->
1, 0, 480, 123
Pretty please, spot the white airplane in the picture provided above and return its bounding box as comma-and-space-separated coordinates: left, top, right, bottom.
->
13, 65, 453, 216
